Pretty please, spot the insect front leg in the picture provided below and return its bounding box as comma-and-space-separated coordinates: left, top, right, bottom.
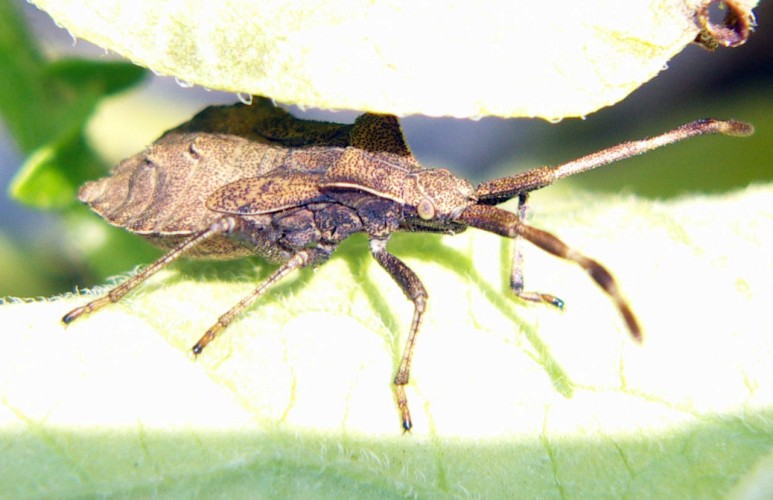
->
369, 236, 428, 432
510, 193, 564, 309
62, 217, 237, 325
192, 246, 329, 355
458, 204, 642, 342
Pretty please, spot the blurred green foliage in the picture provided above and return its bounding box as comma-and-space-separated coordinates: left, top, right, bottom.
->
0, 0, 157, 296
1, 5, 146, 205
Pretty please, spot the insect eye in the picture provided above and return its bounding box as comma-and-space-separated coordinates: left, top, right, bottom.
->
417, 198, 435, 220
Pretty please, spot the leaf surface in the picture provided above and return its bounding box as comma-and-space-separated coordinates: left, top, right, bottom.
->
28, 0, 759, 118
2, 185, 772, 497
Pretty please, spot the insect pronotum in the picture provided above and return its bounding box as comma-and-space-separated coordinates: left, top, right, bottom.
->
62, 97, 753, 430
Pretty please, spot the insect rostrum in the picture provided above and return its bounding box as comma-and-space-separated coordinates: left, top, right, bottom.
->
63, 97, 753, 431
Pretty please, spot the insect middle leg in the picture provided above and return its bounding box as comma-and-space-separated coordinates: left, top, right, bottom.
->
510, 193, 564, 309
369, 236, 427, 432
62, 217, 237, 325
191, 246, 329, 355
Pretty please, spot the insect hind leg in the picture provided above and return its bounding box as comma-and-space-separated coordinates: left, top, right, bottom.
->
62, 217, 237, 325
510, 193, 564, 309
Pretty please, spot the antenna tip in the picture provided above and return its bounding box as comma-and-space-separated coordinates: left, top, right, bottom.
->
720, 120, 755, 137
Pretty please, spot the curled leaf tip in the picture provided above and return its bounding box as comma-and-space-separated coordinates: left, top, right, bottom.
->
694, 0, 755, 50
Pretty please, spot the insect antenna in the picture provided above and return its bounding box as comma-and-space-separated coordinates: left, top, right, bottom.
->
476, 119, 753, 204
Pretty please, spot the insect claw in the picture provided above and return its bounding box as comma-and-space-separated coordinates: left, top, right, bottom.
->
541, 294, 565, 310
512, 289, 565, 309
62, 306, 86, 325
395, 385, 413, 432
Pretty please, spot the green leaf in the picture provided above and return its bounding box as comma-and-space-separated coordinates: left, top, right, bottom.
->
10, 131, 102, 208
6, 59, 147, 208
45, 59, 148, 95
0, 0, 53, 149
27, 0, 759, 118
0, 2, 146, 151
0, 1, 147, 208
2, 185, 772, 497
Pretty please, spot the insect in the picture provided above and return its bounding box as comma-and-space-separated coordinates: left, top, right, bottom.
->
63, 97, 752, 430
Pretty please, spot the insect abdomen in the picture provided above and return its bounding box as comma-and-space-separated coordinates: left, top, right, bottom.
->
80, 134, 289, 236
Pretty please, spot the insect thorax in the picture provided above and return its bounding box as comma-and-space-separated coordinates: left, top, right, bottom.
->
218, 182, 443, 263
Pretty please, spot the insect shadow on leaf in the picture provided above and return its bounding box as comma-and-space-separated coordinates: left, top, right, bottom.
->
62, 96, 753, 431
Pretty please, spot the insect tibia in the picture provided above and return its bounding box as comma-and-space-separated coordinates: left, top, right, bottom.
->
190, 248, 318, 356
62, 218, 235, 327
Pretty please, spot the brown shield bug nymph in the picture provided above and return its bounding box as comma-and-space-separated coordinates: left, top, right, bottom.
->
63, 97, 753, 431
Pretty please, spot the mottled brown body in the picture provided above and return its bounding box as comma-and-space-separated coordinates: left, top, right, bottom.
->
65, 97, 753, 431
80, 102, 352, 261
